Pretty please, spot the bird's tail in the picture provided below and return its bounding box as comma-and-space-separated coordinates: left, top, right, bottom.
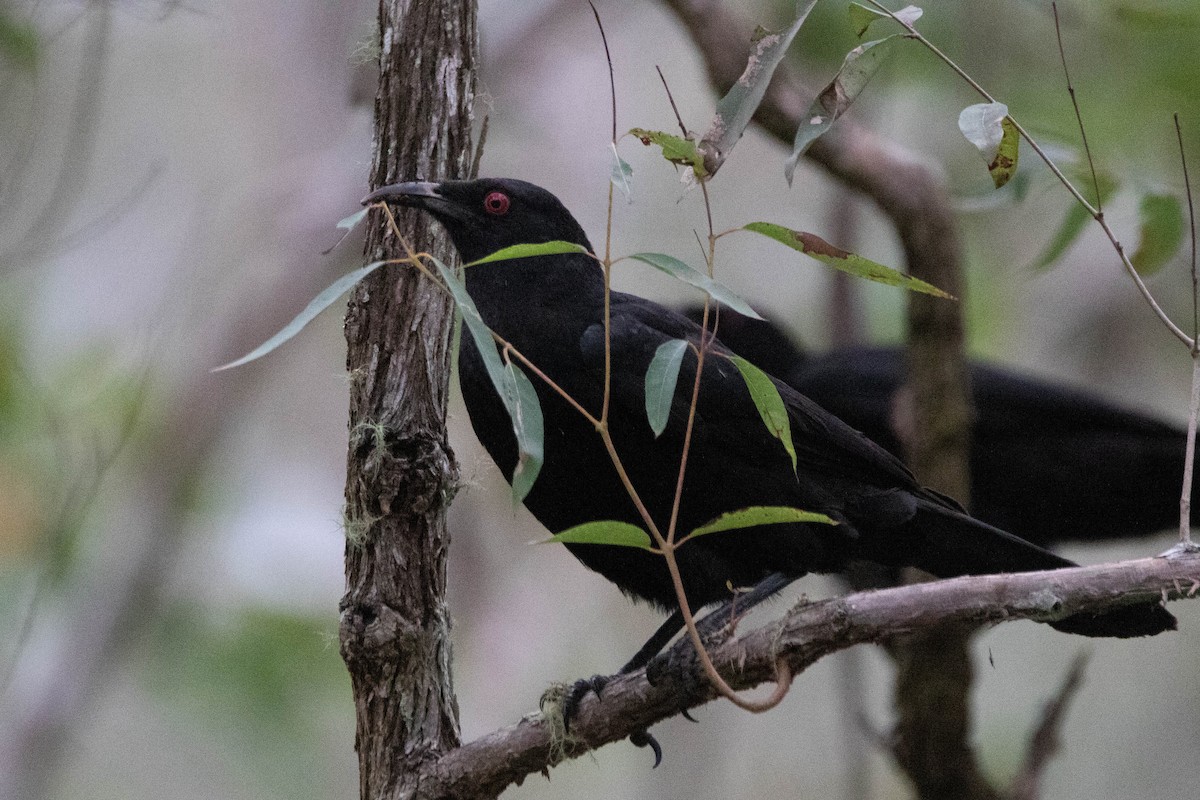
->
885, 501, 1176, 638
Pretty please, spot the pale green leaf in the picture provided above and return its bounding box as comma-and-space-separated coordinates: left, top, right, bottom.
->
698, 0, 818, 175
690, 505, 836, 538
1131, 193, 1185, 276
465, 240, 590, 267
541, 520, 653, 549
729, 355, 797, 473
212, 260, 389, 371
628, 252, 763, 319
743, 222, 953, 298
645, 339, 689, 437
431, 256, 545, 501
786, 36, 901, 183
501, 361, 544, 503
610, 142, 633, 201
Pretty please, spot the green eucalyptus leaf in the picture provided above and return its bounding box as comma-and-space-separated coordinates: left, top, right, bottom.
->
628, 252, 763, 319
431, 256, 545, 501
466, 240, 590, 267
690, 505, 836, 538
785, 36, 901, 183
541, 520, 654, 549
743, 223, 953, 298
501, 360, 544, 503
212, 260, 390, 372
728, 355, 797, 473
645, 339, 690, 437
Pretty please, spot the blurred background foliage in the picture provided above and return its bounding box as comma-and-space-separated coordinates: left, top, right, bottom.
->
0, 1, 1198, 798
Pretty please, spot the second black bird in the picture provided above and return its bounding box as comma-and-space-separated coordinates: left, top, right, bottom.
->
364, 177, 1175, 640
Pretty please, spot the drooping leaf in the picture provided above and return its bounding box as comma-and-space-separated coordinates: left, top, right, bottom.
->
465, 240, 590, 267
541, 520, 654, 550
431, 256, 545, 501
501, 360, 544, 503
627, 252, 763, 319
958, 102, 1020, 189
689, 505, 836, 538
742, 222, 953, 298
1131, 193, 1185, 276
212, 260, 390, 371
1032, 170, 1119, 270
628, 128, 708, 177
610, 142, 633, 201
785, 36, 901, 183
645, 339, 690, 437
697, 0, 818, 176
728, 355, 797, 473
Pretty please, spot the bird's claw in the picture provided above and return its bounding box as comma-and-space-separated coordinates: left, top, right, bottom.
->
562, 674, 611, 734
629, 729, 664, 767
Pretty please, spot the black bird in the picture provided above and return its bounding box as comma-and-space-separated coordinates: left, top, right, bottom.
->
686, 307, 1196, 551
363, 177, 1175, 645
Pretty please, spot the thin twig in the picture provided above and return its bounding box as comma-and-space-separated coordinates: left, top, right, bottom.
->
1177, 114, 1198, 546
589, 2, 617, 424
656, 65, 689, 137
1053, 3, 1104, 216
588, 1, 617, 144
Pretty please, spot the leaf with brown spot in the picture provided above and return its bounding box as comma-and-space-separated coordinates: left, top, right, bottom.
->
743, 222, 954, 298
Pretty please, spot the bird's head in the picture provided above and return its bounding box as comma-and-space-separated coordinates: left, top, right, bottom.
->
362, 178, 595, 264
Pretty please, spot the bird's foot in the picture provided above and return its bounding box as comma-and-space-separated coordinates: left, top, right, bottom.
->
561, 674, 610, 733
559, 673, 665, 768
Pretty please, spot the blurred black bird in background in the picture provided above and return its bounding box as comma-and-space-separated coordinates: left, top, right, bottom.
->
684, 307, 1196, 551
363, 177, 1174, 655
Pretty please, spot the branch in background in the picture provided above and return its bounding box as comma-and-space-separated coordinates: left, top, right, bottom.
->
1009, 652, 1089, 800
412, 553, 1199, 800
657, 1, 982, 796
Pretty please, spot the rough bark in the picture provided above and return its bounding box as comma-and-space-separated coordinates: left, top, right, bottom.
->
339, 3, 477, 799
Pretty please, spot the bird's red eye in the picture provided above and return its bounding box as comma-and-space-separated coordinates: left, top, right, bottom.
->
483, 191, 511, 216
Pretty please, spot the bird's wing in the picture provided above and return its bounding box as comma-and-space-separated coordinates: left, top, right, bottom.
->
582, 295, 924, 498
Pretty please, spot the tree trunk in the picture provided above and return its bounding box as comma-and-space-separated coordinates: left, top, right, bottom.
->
339, 3, 477, 799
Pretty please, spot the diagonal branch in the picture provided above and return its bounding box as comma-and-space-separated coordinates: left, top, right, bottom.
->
409, 552, 1200, 800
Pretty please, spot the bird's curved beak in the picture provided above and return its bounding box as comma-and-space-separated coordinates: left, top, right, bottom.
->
361, 181, 441, 207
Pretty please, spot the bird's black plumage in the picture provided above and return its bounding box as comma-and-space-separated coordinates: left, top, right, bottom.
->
365, 177, 1174, 639
687, 307, 1195, 550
